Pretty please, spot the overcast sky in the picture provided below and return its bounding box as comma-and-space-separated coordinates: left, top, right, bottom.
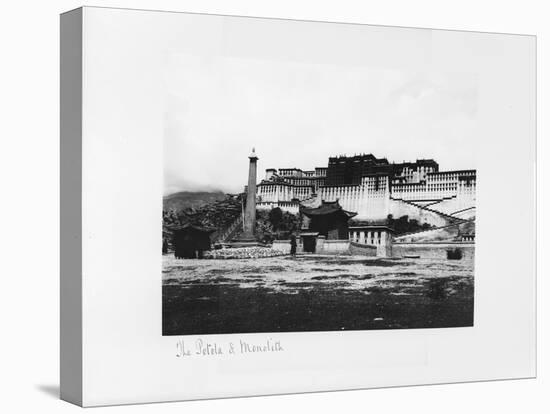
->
163, 52, 478, 195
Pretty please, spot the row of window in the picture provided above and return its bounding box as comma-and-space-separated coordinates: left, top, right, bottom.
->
349, 231, 383, 244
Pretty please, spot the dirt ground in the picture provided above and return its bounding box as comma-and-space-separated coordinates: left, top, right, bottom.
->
162, 254, 474, 335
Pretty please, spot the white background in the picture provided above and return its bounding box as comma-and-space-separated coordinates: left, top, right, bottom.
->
0, 0, 547, 413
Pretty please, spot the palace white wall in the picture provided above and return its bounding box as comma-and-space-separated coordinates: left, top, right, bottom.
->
257, 183, 314, 203
257, 201, 300, 214
317, 176, 391, 221
259, 170, 476, 225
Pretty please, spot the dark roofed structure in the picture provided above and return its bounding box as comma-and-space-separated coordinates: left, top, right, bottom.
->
300, 200, 357, 240
171, 223, 216, 259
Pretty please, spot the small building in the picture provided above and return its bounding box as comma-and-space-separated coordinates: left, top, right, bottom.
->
300, 200, 357, 240
348, 225, 394, 257
299, 231, 320, 253
172, 223, 215, 259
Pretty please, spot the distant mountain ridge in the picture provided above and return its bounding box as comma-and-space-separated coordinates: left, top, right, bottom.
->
163, 191, 227, 211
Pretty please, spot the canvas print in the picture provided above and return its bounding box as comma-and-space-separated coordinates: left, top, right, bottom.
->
162, 52, 477, 335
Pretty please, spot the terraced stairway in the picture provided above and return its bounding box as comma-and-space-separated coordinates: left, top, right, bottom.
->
391, 197, 466, 224
214, 215, 243, 243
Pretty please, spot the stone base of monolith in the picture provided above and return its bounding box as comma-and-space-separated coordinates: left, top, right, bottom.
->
226, 241, 264, 248
226, 234, 264, 248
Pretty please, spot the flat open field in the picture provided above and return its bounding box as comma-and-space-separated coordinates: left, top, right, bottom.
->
162, 254, 474, 335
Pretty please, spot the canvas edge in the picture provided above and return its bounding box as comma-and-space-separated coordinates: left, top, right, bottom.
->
60, 7, 83, 407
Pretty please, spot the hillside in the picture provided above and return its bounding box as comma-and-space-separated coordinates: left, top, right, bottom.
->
163, 191, 227, 211
394, 219, 475, 243
163, 194, 244, 250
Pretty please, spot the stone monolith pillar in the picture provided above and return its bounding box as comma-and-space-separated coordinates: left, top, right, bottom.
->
242, 148, 258, 239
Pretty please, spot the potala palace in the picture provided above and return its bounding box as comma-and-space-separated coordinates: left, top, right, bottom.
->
257, 153, 476, 227
166, 150, 476, 260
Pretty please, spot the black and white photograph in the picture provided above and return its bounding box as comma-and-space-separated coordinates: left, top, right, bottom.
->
162, 51, 477, 335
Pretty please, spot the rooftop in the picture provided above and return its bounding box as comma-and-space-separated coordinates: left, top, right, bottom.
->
300, 200, 357, 218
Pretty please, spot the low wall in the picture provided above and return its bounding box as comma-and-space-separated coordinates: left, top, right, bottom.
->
392, 242, 475, 261
349, 241, 377, 257
272, 239, 351, 255
321, 240, 350, 254
272, 240, 293, 254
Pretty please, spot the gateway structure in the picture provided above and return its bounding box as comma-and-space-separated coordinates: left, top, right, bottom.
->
257, 153, 476, 225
